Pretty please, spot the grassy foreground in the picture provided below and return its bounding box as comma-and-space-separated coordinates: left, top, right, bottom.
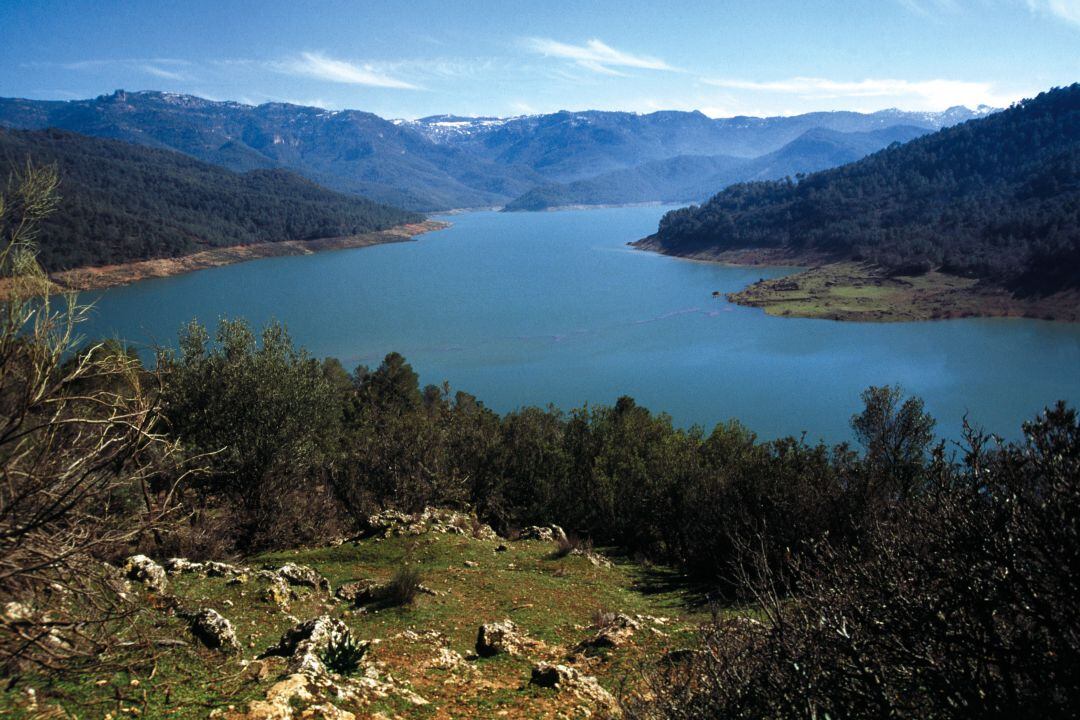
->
3, 525, 710, 719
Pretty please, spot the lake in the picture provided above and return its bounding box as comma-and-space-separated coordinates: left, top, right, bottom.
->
79, 205, 1080, 444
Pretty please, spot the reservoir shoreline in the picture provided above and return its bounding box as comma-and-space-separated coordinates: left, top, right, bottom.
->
17, 220, 449, 294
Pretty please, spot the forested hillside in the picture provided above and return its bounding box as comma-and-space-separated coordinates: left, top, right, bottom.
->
641, 85, 1080, 294
0, 128, 422, 270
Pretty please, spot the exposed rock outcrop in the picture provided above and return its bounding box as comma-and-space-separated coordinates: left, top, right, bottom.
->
261, 616, 357, 675
530, 662, 619, 714
188, 608, 240, 653
276, 563, 331, 595
123, 555, 167, 593
475, 619, 534, 657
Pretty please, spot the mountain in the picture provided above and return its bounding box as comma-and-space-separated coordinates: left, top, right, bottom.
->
637, 85, 1080, 294
0, 127, 422, 271
503, 125, 929, 211
402, 106, 994, 182
0, 91, 543, 211
0, 91, 994, 212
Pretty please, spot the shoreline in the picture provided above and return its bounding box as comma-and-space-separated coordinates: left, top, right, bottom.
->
22, 220, 450, 295
630, 239, 1080, 323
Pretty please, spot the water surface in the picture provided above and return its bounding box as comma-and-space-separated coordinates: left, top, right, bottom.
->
80, 206, 1080, 444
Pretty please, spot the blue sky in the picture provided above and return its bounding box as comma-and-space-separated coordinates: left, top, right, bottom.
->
1, 0, 1077, 118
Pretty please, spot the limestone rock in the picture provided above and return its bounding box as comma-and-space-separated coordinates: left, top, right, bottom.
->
530, 662, 619, 714
476, 619, 532, 657
575, 613, 640, 653
189, 608, 239, 652
123, 555, 167, 593
277, 563, 331, 595
518, 525, 555, 542
162, 558, 204, 576
334, 581, 378, 605
261, 616, 359, 675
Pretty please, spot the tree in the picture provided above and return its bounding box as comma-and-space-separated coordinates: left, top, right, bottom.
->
850, 384, 936, 503
160, 318, 341, 549
0, 162, 182, 672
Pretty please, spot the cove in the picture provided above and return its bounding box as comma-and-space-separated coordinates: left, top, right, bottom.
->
78, 206, 1080, 444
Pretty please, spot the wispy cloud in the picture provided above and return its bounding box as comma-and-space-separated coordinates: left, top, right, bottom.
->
702, 76, 1022, 110
524, 38, 676, 76
895, 0, 959, 17
274, 52, 419, 89
141, 64, 188, 81
1026, 0, 1080, 26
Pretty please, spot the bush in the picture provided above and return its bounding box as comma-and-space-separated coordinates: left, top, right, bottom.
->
552, 533, 591, 559
378, 565, 423, 606
319, 629, 366, 676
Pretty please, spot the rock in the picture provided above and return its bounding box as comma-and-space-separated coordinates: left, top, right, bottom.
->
334, 581, 378, 605
123, 555, 167, 593
428, 647, 476, 673
475, 620, 531, 657
495, 544, 508, 553
518, 526, 555, 542
261, 575, 292, 609
463, 560, 479, 568
549, 525, 568, 544
576, 613, 640, 651
163, 558, 204, 576
277, 564, 331, 595
365, 507, 499, 540
2, 601, 33, 624
188, 609, 239, 652
570, 548, 613, 568
260, 616, 359, 675
530, 662, 619, 714
205, 561, 246, 577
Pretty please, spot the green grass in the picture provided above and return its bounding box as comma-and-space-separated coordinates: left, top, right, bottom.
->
3, 532, 712, 719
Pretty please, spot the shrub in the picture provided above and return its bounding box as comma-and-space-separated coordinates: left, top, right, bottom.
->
379, 565, 423, 606
552, 533, 591, 559
319, 629, 366, 676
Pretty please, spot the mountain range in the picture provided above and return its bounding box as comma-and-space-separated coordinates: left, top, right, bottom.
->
0, 91, 995, 212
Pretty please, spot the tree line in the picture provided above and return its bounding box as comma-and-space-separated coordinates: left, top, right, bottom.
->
649, 84, 1080, 295
0, 127, 421, 270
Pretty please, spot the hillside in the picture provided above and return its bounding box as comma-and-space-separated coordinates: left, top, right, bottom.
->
0, 91, 542, 211
0, 127, 423, 272
0, 91, 992, 212
634, 85, 1080, 320
0, 515, 707, 719
503, 125, 928, 211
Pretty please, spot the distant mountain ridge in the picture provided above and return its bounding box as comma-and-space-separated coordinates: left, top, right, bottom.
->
503, 125, 930, 211
0, 91, 996, 211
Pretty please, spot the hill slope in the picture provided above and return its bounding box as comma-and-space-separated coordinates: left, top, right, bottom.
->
0, 127, 423, 271
634, 85, 1080, 317
503, 125, 929, 211
0, 515, 707, 719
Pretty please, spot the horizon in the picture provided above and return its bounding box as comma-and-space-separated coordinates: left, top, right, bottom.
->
2, 86, 1006, 122
1, 1, 1077, 119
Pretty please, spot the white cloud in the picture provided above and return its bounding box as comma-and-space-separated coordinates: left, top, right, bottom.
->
895, 0, 959, 17
142, 64, 187, 81
1026, 0, 1080, 26
524, 38, 676, 75
702, 76, 1024, 110
276, 52, 419, 89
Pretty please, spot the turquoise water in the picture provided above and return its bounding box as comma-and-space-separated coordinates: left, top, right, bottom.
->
79, 206, 1080, 444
